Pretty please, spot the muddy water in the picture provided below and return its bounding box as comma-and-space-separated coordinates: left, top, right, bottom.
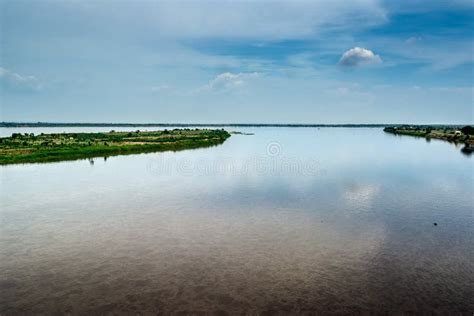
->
1, 128, 472, 314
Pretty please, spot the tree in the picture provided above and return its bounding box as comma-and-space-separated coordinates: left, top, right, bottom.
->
460, 126, 474, 135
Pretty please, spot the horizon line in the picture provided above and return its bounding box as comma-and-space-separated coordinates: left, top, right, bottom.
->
1, 122, 471, 128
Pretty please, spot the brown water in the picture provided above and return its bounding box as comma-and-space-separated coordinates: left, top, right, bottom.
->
0, 128, 473, 314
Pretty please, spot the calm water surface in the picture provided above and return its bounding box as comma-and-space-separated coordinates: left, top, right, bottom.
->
1, 128, 473, 314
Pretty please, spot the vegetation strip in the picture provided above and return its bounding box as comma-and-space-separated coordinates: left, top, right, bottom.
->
0, 129, 230, 165
384, 125, 474, 152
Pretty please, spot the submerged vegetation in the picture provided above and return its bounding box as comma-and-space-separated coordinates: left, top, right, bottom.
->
384, 125, 474, 153
0, 129, 230, 165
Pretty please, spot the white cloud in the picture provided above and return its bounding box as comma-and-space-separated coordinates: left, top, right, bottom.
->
198, 72, 260, 92
0, 67, 43, 91
338, 47, 382, 67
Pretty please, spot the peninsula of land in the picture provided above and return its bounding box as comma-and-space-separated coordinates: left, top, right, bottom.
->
384, 125, 474, 151
0, 129, 230, 165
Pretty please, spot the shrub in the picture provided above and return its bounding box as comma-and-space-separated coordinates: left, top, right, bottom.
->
461, 126, 474, 135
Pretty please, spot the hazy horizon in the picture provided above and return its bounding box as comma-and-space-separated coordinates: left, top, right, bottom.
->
1, 121, 473, 126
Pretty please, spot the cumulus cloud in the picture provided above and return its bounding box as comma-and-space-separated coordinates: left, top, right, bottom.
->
338, 47, 382, 67
0, 67, 43, 91
199, 72, 259, 92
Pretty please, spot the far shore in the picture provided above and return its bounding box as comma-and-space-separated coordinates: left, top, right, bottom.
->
0, 129, 230, 165
2, 122, 469, 128
384, 125, 474, 153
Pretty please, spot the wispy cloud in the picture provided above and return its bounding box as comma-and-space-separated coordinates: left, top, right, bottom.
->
54, 1, 386, 41
405, 36, 421, 44
324, 83, 376, 104
428, 86, 474, 94
0, 67, 43, 92
149, 84, 174, 92
338, 47, 382, 67
196, 72, 260, 93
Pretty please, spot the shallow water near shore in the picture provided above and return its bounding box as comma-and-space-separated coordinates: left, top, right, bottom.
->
1, 127, 473, 314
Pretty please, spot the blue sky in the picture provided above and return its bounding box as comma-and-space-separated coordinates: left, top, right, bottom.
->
1, 0, 473, 123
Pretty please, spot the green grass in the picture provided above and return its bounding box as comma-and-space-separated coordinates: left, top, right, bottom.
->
0, 129, 230, 165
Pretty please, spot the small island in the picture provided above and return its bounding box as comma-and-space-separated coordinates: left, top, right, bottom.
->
0, 129, 230, 165
384, 125, 474, 153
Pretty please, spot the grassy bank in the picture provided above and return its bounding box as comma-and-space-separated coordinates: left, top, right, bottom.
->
383, 125, 474, 152
0, 129, 230, 165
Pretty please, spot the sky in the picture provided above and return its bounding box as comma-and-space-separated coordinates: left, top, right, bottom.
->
0, 0, 473, 124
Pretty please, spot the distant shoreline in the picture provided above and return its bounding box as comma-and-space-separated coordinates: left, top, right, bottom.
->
0, 122, 469, 128
384, 126, 474, 154
0, 129, 230, 165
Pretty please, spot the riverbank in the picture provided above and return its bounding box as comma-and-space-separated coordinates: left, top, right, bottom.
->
384, 126, 474, 152
0, 129, 230, 165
